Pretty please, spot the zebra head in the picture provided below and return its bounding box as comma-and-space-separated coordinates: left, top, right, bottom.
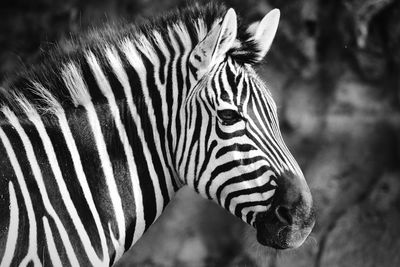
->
181, 8, 315, 249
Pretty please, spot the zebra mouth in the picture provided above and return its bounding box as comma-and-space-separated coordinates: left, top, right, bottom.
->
255, 224, 304, 249
254, 210, 313, 249
254, 210, 288, 249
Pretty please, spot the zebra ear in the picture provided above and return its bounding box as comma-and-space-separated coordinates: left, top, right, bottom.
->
249, 9, 280, 60
190, 8, 237, 76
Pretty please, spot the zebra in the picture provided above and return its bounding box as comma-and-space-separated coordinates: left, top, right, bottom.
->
0, 3, 315, 266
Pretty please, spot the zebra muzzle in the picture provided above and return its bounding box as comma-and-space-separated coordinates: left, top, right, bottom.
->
254, 171, 316, 249
254, 205, 315, 249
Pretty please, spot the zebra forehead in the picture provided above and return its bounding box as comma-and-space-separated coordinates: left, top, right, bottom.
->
208, 63, 275, 108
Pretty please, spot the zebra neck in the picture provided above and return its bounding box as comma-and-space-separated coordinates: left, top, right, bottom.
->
109, 36, 193, 186
61, 98, 180, 261
66, 43, 193, 260
66, 42, 193, 248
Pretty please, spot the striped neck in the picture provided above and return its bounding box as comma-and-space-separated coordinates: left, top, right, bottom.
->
54, 32, 196, 260
0, 24, 203, 265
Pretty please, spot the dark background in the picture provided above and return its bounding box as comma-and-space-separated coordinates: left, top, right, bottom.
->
1, 0, 400, 266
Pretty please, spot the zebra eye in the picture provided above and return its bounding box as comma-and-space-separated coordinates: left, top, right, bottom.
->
217, 109, 242, 125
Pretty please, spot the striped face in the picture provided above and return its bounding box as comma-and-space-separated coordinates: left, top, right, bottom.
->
186, 58, 297, 214
184, 58, 314, 249
183, 8, 315, 249
187, 59, 287, 218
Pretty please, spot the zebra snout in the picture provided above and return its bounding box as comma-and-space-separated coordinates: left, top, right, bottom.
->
255, 171, 315, 249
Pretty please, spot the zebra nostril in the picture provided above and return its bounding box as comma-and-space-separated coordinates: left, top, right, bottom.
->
275, 205, 293, 225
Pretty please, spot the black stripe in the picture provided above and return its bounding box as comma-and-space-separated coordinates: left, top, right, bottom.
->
139, 48, 173, 208
205, 156, 265, 199
184, 101, 202, 180
195, 140, 217, 196
46, 116, 102, 257
153, 37, 168, 85
215, 122, 246, 139
238, 73, 247, 107
102, 55, 127, 100
235, 199, 273, 218
5, 116, 92, 265
216, 165, 271, 206
194, 98, 215, 190
47, 215, 76, 267
215, 143, 256, 159
174, 35, 185, 172
0, 125, 29, 265
94, 102, 134, 244
80, 59, 107, 104
3, 121, 48, 263
101, 57, 142, 250
164, 34, 177, 187
66, 107, 115, 254
177, 100, 192, 171
223, 180, 276, 210
247, 122, 283, 173
225, 61, 237, 96
246, 211, 254, 225
119, 49, 169, 230
252, 90, 293, 167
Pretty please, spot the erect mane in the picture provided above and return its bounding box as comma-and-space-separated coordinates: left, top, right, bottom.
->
0, 2, 260, 116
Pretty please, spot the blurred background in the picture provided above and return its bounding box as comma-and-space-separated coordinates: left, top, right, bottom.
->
1, 0, 400, 266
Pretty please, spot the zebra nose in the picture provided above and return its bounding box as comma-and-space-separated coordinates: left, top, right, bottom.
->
254, 171, 315, 249
274, 205, 293, 225
273, 171, 314, 227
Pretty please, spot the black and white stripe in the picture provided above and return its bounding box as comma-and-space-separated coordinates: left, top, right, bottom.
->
0, 3, 309, 266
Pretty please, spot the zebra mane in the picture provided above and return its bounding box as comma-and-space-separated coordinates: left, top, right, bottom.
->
0, 2, 260, 116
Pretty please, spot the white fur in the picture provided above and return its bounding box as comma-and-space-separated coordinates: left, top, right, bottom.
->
43, 216, 63, 266
62, 62, 92, 107
0, 182, 19, 267
30, 82, 62, 114
251, 9, 280, 60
